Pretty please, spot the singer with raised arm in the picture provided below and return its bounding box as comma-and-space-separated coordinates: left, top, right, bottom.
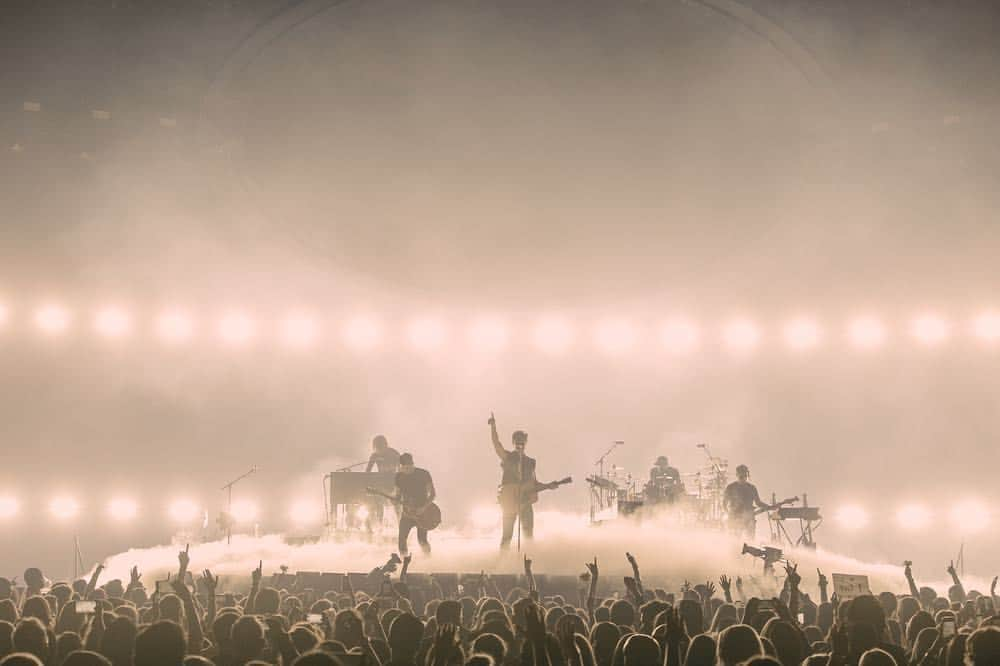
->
723, 464, 774, 538
489, 412, 539, 549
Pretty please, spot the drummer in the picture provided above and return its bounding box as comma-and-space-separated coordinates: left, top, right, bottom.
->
649, 455, 682, 501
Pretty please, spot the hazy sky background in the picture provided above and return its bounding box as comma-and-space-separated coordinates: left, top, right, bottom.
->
1, 0, 999, 580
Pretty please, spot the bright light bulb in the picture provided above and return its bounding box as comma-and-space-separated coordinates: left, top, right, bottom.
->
659, 318, 700, 355
355, 505, 369, 521
0, 496, 19, 520
896, 504, 932, 530
217, 311, 255, 346
847, 316, 887, 350
971, 311, 1000, 343
406, 317, 448, 351
280, 312, 319, 349
722, 318, 761, 353
156, 309, 195, 344
168, 499, 200, 524
342, 316, 382, 351
108, 497, 139, 521
49, 496, 80, 521
35, 304, 72, 335
835, 504, 869, 529
782, 317, 822, 351
911, 313, 950, 346
950, 500, 990, 533
466, 316, 509, 353
532, 316, 575, 355
593, 318, 637, 355
93, 306, 132, 339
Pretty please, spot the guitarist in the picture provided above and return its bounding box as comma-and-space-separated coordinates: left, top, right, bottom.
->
723, 464, 776, 538
393, 453, 436, 556
489, 412, 541, 550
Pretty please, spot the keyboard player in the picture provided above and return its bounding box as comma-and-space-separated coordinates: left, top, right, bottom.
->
365, 435, 400, 531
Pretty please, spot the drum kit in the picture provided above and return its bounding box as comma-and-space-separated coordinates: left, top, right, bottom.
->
586, 442, 731, 527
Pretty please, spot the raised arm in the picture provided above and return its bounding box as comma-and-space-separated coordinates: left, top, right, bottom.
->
947, 560, 966, 601
785, 563, 801, 621
719, 575, 733, 604
626, 552, 645, 599
903, 562, 920, 602
84, 564, 104, 601
524, 555, 537, 601
172, 578, 205, 653
202, 570, 218, 627
585, 558, 599, 626
489, 412, 508, 459
818, 569, 829, 604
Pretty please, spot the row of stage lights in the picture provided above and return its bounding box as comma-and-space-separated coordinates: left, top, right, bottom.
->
3, 301, 1000, 356
0, 493, 992, 535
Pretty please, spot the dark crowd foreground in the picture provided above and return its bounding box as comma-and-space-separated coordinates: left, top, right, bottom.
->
1, 550, 998, 666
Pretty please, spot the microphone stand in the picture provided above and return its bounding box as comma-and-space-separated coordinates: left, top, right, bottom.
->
221, 466, 257, 545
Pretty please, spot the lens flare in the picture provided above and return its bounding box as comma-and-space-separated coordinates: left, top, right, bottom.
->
289, 500, 324, 526
910, 313, 950, 346
835, 504, 869, 530
950, 500, 990, 533
93, 306, 133, 339
49, 495, 80, 521
847, 316, 887, 350
0, 496, 19, 520
35, 304, 72, 335
168, 499, 200, 524
782, 317, 822, 351
108, 497, 139, 522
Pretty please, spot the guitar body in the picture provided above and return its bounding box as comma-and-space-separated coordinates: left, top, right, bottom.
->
402, 501, 442, 531
366, 487, 442, 531
498, 477, 572, 512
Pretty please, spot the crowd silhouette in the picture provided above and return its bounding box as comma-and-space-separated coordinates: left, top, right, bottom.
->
1, 548, 998, 666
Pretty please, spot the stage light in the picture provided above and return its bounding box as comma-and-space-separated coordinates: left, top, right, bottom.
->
355, 505, 369, 521
659, 318, 700, 355
406, 317, 448, 351
35, 304, 72, 335
466, 316, 509, 353
289, 500, 323, 526
782, 317, 822, 351
0, 303, 8, 328
107, 497, 138, 522
217, 311, 256, 346
847, 316, 887, 350
722, 318, 760, 353
950, 500, 990, 533
971, 311, 1000, 343
835, 504, 869, 529
168, 499, 200, 524
280, 312, 319, 349
49, 495, 80, 521
896, 503, 932, 530
0, 496, 19, 520
230, 500, 259, 524
532, 316, 575, 355
911, 313, 950, 346
342, 316, 382, 351
156, 309, 195, 344
593, 318, 638, 355
93, 306, 132, 339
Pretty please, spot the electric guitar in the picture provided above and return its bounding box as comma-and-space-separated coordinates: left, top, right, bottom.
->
498, 476, 573, 510
365, 488, 442, 531
756, 496, 800, 515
